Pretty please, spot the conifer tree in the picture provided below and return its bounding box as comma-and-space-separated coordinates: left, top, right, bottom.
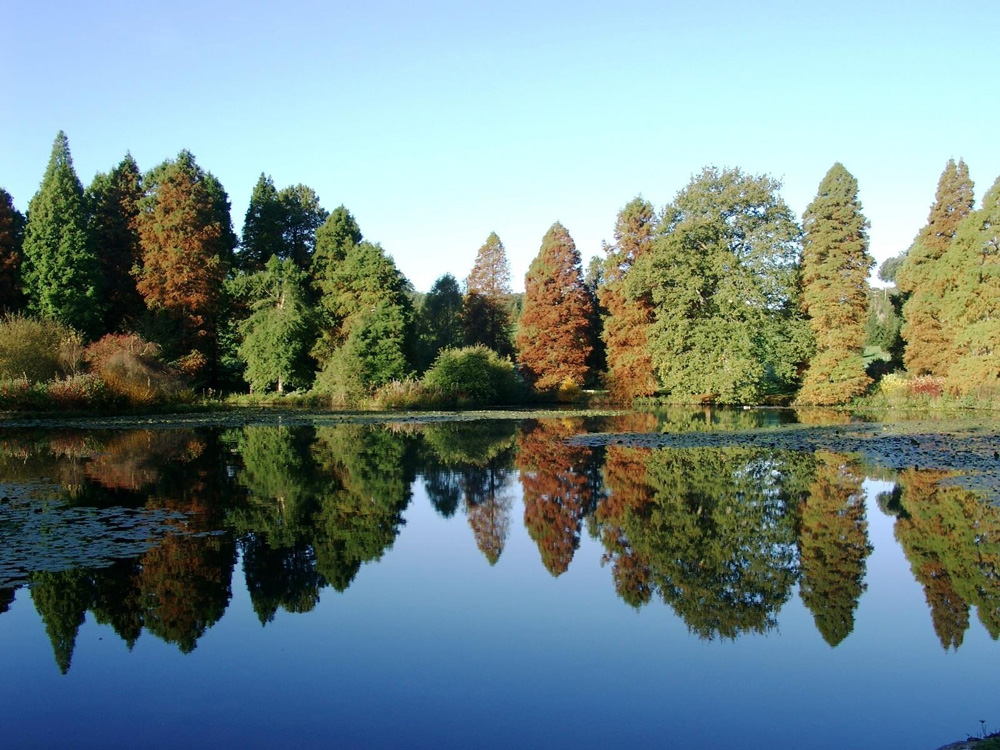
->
464, 232, 514, 358
599, 196, 658, 401
939, 176, 1000, 393
629, 167, 809, 403
796, 163, 874, 405
279, 184, 327, 270
0, 188, 25, 312
417, 273, 464, 371
86, 154, 144, 332
516, 222, 593, 389
239, 173, 285, 272
896, 159, 974, 375
311, 205, 363, 287
21, 132, 104, 337
135, 151, 231, 379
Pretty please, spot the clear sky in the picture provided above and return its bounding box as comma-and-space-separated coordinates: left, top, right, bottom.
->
2, 0, 998, 292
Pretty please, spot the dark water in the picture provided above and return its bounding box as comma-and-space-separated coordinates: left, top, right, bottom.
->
1, 411, 998, 749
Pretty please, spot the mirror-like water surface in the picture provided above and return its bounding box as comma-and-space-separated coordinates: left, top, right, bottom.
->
1, 412, 998, 749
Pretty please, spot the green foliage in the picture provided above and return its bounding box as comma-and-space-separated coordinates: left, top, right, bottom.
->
416, 273, 464, 372
238, 174, 285, 272
310, 205, 362, 285
232, 256, 315, 394
0, 314, 81, 382
421, 345, 520, 407
796, 164, 873, 405
878, 253, 905, 284
0, 187, 26, 313
21, 132, 105, 338
630, 167, 810, 403
463, 232, 515, 358
865, 288, 903, 357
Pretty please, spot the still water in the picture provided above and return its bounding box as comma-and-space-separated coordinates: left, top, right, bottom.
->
1, 411, 997, 749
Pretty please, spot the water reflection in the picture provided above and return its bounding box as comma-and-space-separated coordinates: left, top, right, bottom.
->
1, 415, 999, 674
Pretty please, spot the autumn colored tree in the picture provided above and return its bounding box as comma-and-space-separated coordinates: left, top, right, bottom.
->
416, 273, 464, 371
516, 223, 593, 389
896, 159, 975, 375
629, 167, 810, 403
464, 232, 514, 358
134, 151, 232, 379
938, 176, 1000, 393
599, 197, 658, 401
517, 419, 594, 576
21, 132, 104, 337
232, 255, 315, 393
0, 188, 25, 312
796, 164, 874, 405
797, 452, 871, 646
86, 154, 145, 332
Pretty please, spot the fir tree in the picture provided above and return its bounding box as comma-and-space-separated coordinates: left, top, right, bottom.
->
897, 159, 974, 375
86, 154, 144, 332
311, 205, 362, 287
279, 184, 327, 270
796, 163, 874, 405
417, 273, 464, 371
21, 131, 104, 337
0, 188, 26, 312
599, 196, 658, 401
516, 222, 593, 389
239, 173, 285, 272
464, 232, 514, 358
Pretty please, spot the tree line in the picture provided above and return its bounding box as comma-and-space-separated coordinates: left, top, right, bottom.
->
1, 132, 997, 405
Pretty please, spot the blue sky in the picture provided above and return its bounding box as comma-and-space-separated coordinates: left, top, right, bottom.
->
2, 0, 998, 291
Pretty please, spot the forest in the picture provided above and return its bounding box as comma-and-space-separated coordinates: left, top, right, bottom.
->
1, 132, 998, 410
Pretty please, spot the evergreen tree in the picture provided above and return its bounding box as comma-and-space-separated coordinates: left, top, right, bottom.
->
86, 154, 144, 332
516, 222, 593, 389
463, 232, 514, 358
135, 151, 231, 379
599, 196, 658, 401
417, 273, 464, 371
239, 173, 285, 272
29, 569, 94, 674
0, 188, 25, 312
234, 255, 316, 394
796, 163, 874, 405
279, 184, 327, 270
21, 131, 104, 337
939, 176, 1000, 393
629, 167, 810, 403
897, 159, 974, 375
311, 205, 362, 287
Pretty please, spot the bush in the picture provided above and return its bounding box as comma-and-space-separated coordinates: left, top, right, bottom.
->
369, 379, 447, 410
555, 377, 583, 403
0, 314, 82, 383
84, 333, 185, 406
908, 375, 945, 399
45, 374, 110, 409
421, 346, 521, 407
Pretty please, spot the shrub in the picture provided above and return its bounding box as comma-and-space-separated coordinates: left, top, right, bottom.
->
879, 372, 908, 399
421, 345, 520, 407
908, 375, 944, 399
369, 379, 447, 410
84, 333, 185, 406
0, 314, 82, 383
45, 374, 110, 409
555, 377, 583, 403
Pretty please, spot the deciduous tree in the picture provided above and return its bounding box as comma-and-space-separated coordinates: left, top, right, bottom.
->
0, 188, 25, 312
464, 232, 514, 358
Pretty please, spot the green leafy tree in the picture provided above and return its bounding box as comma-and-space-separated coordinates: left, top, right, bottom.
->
0, 188, 26, 312
86, 154, 144, 332
311, 205, 362, 288
516, 222, 593, 389
416, 273, 464, 371
21, 132, 104, 337
279, 184, 327, 270
897, 159, 975, 375
629, 167, 810, 403
238, 173, 285, 272
233, 255, 315, 393
464, 232, 514, 358
29, 569, 94, 674
599, 197, 658, 401
797, 164, 874, 405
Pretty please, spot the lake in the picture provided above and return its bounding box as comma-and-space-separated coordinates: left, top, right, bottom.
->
1, 409, 997, 749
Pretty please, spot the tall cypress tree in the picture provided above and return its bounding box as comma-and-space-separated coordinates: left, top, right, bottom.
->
86, 154, 144, 332
22, 131, 104, 337
599, 196, 658, 402
516, 222, 593, 389
897, 159, 974, 375
0, 188, 26, 312
797, 163, 874, 405
464, 232, 514, 358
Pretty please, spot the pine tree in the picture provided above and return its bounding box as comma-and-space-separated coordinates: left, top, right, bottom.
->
86, 154, 144, 332
897, 159, 974, 375
629, 167, 810, 403
417, 273, 464, 371
939, 176, 1000, 393
239, 173, 285, 272
464, 232, 514, 358
796, 163, 874, 405
0, 188, 26, 312
135, 151, 231, 379
279, 184, 327, 270
21, 131, 104, 337
516, 222, 593, 389
311, 205, 362, 287
599, 196, 658, 401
